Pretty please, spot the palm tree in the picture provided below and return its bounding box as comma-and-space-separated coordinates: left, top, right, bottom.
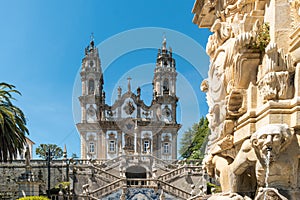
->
36, 144, 63, 159
0, 82, 29, 162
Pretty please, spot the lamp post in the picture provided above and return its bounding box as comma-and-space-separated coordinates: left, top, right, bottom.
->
46, 148, 52, 198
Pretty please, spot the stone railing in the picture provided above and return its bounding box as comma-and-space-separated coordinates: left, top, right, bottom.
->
149, 155, 177, 169
125, 178, 157, 188
158, 166, 186, 182
0, 159, 70, 167
90, 154, 178, 171
94, 155, 122, 169
158, 165, 203, 182
188, 194, 211, 200
50, 194, 73, 200
87, 178, 194, 200
92, 166, 120, 182
89, 179, 123, 199
173, 159, 202, 166
157, 179, 192, 199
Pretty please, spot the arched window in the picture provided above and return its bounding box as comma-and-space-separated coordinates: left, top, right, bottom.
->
88, 79, 95, 95
163, 78, 169, 93
109, 140, 116, 152
163, 142, 170, 154
143, 140, 151, 153
89, 60, 94, 68
108, 132, 117, 154
89, 142, 95, 154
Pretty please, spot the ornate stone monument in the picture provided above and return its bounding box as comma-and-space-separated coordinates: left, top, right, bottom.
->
17, 146, 42, 198
192, 0, 300, 199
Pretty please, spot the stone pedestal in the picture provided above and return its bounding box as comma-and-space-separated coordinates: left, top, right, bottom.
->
18, 181, 40, 197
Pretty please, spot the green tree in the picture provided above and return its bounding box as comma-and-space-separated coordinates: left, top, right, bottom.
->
36, 144, 63, 159
0, 82, 29, 162
18, 196, 49, 200
179, 117, 210, 160
179, 123, 198, 157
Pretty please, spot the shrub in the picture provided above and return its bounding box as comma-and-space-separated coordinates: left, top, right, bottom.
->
18, 196, 50, 200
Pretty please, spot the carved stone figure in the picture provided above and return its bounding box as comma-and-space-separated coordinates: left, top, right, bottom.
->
230, 124, 299, 198
254, 187, 288, 200
193, 0, 300, 198
207, 193, 246, 200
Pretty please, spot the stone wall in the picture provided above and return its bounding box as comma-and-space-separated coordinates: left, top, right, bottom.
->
0, 160, 69, 199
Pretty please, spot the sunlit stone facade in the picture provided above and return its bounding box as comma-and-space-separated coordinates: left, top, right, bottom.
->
76, 37, 181, 160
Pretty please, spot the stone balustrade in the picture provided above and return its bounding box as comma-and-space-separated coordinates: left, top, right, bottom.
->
157, 179, 192, 199
158, 166, 186, 182
93, 166, 120, 181
125, 178, 157, 187
89, 179, 123, 198
158, 165, 203, 182
87, 178, 195, 200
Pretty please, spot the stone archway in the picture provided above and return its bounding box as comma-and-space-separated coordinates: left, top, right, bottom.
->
125, 166, 147, 185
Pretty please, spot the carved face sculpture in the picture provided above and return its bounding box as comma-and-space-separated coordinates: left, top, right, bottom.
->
209, 51, 227, 102
251, 124, 292, 163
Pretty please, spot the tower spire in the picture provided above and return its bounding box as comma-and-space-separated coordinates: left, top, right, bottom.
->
90, 32, 94, 42
162, 34, 167, 50
153, 37, 177, 97
127, 77, 132, 92
90, 32, 94, 48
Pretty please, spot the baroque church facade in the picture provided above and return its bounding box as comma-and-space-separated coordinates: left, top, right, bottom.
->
76, 37, 181, 160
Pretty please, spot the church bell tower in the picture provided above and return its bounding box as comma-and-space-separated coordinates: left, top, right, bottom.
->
153, 37, 178, 124
79, 36, 104, 123
77, 36, 104, 159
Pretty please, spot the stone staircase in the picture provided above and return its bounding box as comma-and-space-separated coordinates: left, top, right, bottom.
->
73, 156, 206, 200
88, 179, 123, 199
87, 178, 194, 200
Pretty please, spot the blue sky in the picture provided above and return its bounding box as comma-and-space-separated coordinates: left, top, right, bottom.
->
0, 1, 211, 158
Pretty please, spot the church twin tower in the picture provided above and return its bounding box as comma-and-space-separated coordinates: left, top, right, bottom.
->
76, 37, 181, 160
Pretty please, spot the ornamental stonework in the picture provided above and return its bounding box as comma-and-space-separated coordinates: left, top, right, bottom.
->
193, 0, 300, 199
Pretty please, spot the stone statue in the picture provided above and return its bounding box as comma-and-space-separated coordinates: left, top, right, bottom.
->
25, 145, 30, 167
230, 124, 299, 198
254, 187, 288, 200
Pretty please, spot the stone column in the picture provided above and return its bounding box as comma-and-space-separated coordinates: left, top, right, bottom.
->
157, 133, 162, 158
134, 132, 137, 154
118, 131, 122, 155
294, 63, 300, 98
81, 132, 87, 159
101, 131, 106, 159
81, 102, 87, 123
265, 0, 293, 53
172, 133, 177, 160
82, 78, 86, 95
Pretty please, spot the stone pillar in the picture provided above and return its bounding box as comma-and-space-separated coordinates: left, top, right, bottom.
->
118, 131, 122, 156
157, 133, 162, 158
134, 132, 137, 154
81, 104, 87, 123
172, 133, 177, 160
18, 170, 41, 198
265, 0, 293, 53
81, 132, 86, 159
101, 131, 106, 159
18, 182, 41, 198
294, 63, 300, 98
82, 78, 86, 95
